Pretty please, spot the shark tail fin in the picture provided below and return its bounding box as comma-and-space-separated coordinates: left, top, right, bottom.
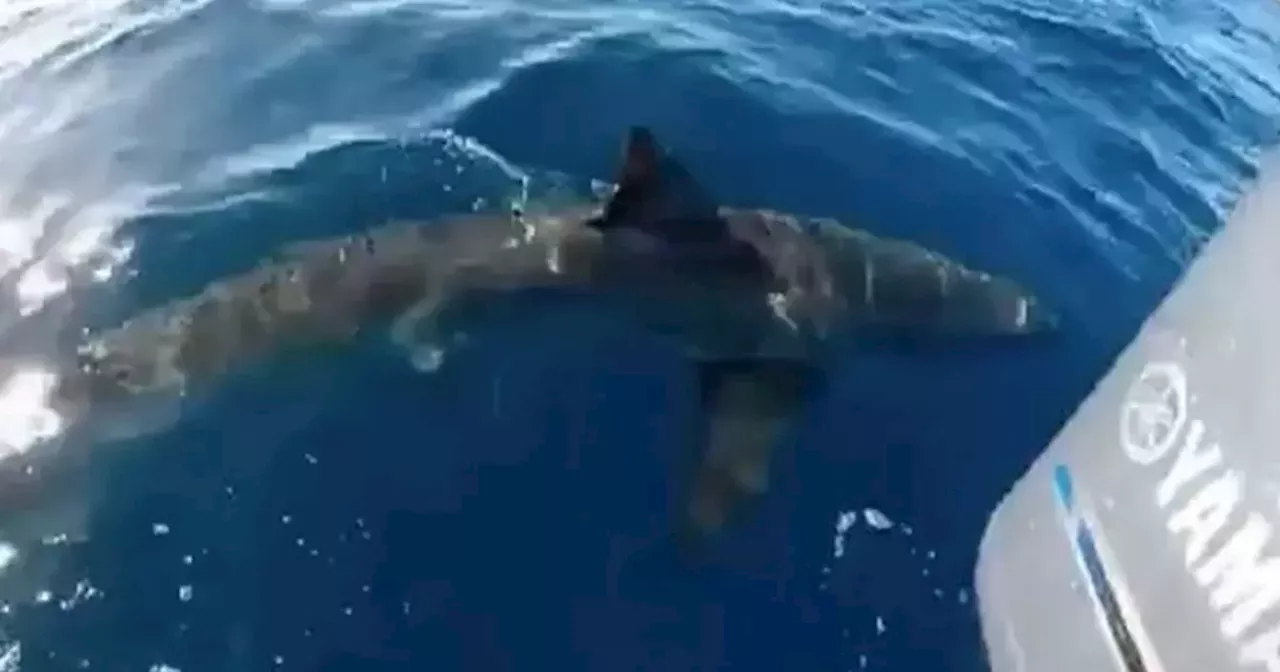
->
673, 356, 822, 558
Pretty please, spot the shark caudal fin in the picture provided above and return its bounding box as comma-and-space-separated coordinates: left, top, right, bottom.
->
673, 357, 823, 556
588, 127, 729, 246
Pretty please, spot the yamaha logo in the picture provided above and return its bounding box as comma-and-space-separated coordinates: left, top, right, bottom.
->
1119, 361, 1188, 466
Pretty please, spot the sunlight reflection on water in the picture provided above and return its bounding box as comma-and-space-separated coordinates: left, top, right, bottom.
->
0, 367, 62, 457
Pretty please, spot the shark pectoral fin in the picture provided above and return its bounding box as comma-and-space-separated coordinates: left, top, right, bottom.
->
678, 357, 821, 549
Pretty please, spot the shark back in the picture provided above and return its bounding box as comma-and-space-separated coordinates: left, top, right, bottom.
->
588, 126, 1054, 345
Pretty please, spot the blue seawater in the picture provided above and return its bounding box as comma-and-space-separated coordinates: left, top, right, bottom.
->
0, 0, 1277, 670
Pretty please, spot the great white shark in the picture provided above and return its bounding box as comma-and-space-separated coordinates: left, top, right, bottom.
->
7, 126, 1054, 553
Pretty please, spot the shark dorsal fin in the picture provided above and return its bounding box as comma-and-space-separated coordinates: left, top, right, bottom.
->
612, 126, 662, 213
590, 126, 728, 245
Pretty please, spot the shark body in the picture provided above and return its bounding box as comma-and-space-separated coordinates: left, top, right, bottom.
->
33, 127, 1054, 548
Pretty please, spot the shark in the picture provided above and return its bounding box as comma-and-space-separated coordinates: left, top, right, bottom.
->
18, 126, 1054, 551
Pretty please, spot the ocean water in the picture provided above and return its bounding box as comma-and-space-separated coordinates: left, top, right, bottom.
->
0, 0, 1277, 670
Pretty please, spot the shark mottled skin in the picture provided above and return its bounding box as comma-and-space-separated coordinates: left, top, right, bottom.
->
39, 127, 1054, 548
